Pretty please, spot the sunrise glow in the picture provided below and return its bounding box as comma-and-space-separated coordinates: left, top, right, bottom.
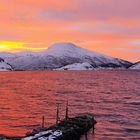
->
0, 41, 26, 52
0, 0, 139, 61
0, 41, 47, 52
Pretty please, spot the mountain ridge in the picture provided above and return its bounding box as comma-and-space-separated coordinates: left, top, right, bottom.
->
0, 42, 135, 71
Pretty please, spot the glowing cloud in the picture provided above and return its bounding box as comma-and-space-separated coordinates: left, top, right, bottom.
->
0, 41, 46, 52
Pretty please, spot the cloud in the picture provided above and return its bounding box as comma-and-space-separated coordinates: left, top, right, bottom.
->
64, 22, 140, 35
107, 47, 140, 51
0, 35, 19, 40
36, 0, 140, 21
38, 10, 76, 21
129, 40, 140, 46
79, 0, 140, 20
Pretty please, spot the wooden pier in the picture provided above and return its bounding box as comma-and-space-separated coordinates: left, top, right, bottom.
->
22, 113, 97, 140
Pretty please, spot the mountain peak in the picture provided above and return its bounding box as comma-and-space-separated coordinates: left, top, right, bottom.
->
47, 42, 80, 53
46, 42, 106, 59
49, 42, 78, 49
46, 42, 84, 57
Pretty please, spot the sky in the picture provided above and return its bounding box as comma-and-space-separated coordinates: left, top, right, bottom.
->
0, 0, 140, 62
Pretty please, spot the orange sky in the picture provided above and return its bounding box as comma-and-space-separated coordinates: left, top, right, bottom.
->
0, 0, 140, 62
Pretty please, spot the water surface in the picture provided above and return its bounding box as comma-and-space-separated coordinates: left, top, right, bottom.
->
0, 70, 140, 139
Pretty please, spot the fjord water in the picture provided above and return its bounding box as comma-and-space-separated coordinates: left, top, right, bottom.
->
0, 71, 140, 139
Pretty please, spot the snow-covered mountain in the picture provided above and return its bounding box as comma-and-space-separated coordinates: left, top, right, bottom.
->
0, 42, 133, 70
0, 58, 13, 71
129, 62, 140, 70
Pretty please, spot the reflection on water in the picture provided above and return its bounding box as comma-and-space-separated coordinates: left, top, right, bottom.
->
0, 70, 140, 139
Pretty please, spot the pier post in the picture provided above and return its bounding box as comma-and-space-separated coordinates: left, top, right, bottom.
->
85, 133, 88, 140
65, 100, 69, 120
56, 103, 60, 124
42, 115, 45, 128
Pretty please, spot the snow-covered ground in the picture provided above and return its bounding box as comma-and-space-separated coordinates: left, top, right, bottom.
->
129, 62, 140, 70
22, 130, 62, 140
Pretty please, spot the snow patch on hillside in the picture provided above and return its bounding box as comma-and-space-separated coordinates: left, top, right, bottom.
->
55, 62, 94, 70
0, 58, 12, 71
129, 62, 140, 70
